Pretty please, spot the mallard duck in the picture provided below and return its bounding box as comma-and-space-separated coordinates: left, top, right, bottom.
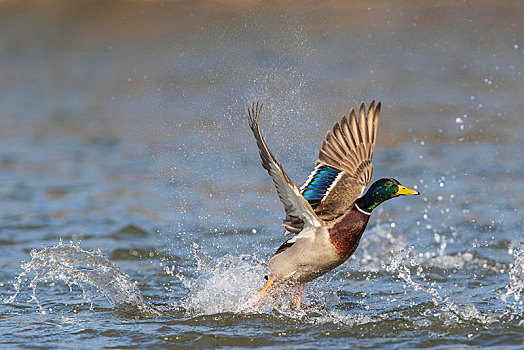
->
247, 101, 419, 305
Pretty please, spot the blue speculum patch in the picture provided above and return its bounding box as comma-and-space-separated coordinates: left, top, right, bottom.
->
302, 165, 341, 207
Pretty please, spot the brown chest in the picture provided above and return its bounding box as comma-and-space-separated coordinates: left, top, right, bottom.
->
328, 206, 370, 258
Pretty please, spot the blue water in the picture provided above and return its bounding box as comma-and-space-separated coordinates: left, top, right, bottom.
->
1, 1, 523, 348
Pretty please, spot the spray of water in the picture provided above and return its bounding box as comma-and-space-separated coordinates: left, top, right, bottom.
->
384, 246, 499, 325
501, 243, 524, 311
4, 241, 160, 316
4, 237, 523, 325
179, 244, 311, 315
183, 250, 267, 314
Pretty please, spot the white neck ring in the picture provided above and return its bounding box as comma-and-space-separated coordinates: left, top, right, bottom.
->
355, 203, 371, 216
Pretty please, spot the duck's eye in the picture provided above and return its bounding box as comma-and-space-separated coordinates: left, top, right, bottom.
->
385, 181, 392, 186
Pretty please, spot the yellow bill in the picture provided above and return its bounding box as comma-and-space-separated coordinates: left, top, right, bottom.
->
396, 185, 419, 196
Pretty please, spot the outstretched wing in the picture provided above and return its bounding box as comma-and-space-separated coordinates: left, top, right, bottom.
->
248, 102, 321, 234
300, 101, 381, 220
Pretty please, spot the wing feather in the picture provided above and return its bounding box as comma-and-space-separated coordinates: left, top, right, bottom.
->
325, 131, 347, 158
247, 102, 321, 233
307, 101, 381, 220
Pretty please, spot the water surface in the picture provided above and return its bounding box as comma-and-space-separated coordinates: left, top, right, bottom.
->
1, 1, 523, 348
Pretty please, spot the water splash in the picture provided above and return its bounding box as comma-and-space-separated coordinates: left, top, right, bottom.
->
182, 245, 268, 314
4, 241, 160, 316
4, 241, 320, 317
501, 243, 524, 309
384, 247, 498, 325
181, 245, 338, 316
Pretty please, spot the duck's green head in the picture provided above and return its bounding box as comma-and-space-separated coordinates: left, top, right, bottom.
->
355, 178, 419, 213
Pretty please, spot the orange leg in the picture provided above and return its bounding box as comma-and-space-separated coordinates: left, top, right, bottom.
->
258, 278, 274, 295
245, 278, 274, 308
294, 283, 306, 310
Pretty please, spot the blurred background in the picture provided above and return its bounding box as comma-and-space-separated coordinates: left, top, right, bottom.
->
0, 1, 523, 348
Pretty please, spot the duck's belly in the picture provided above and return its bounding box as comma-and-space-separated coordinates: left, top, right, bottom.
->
267, 228, 343, 283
